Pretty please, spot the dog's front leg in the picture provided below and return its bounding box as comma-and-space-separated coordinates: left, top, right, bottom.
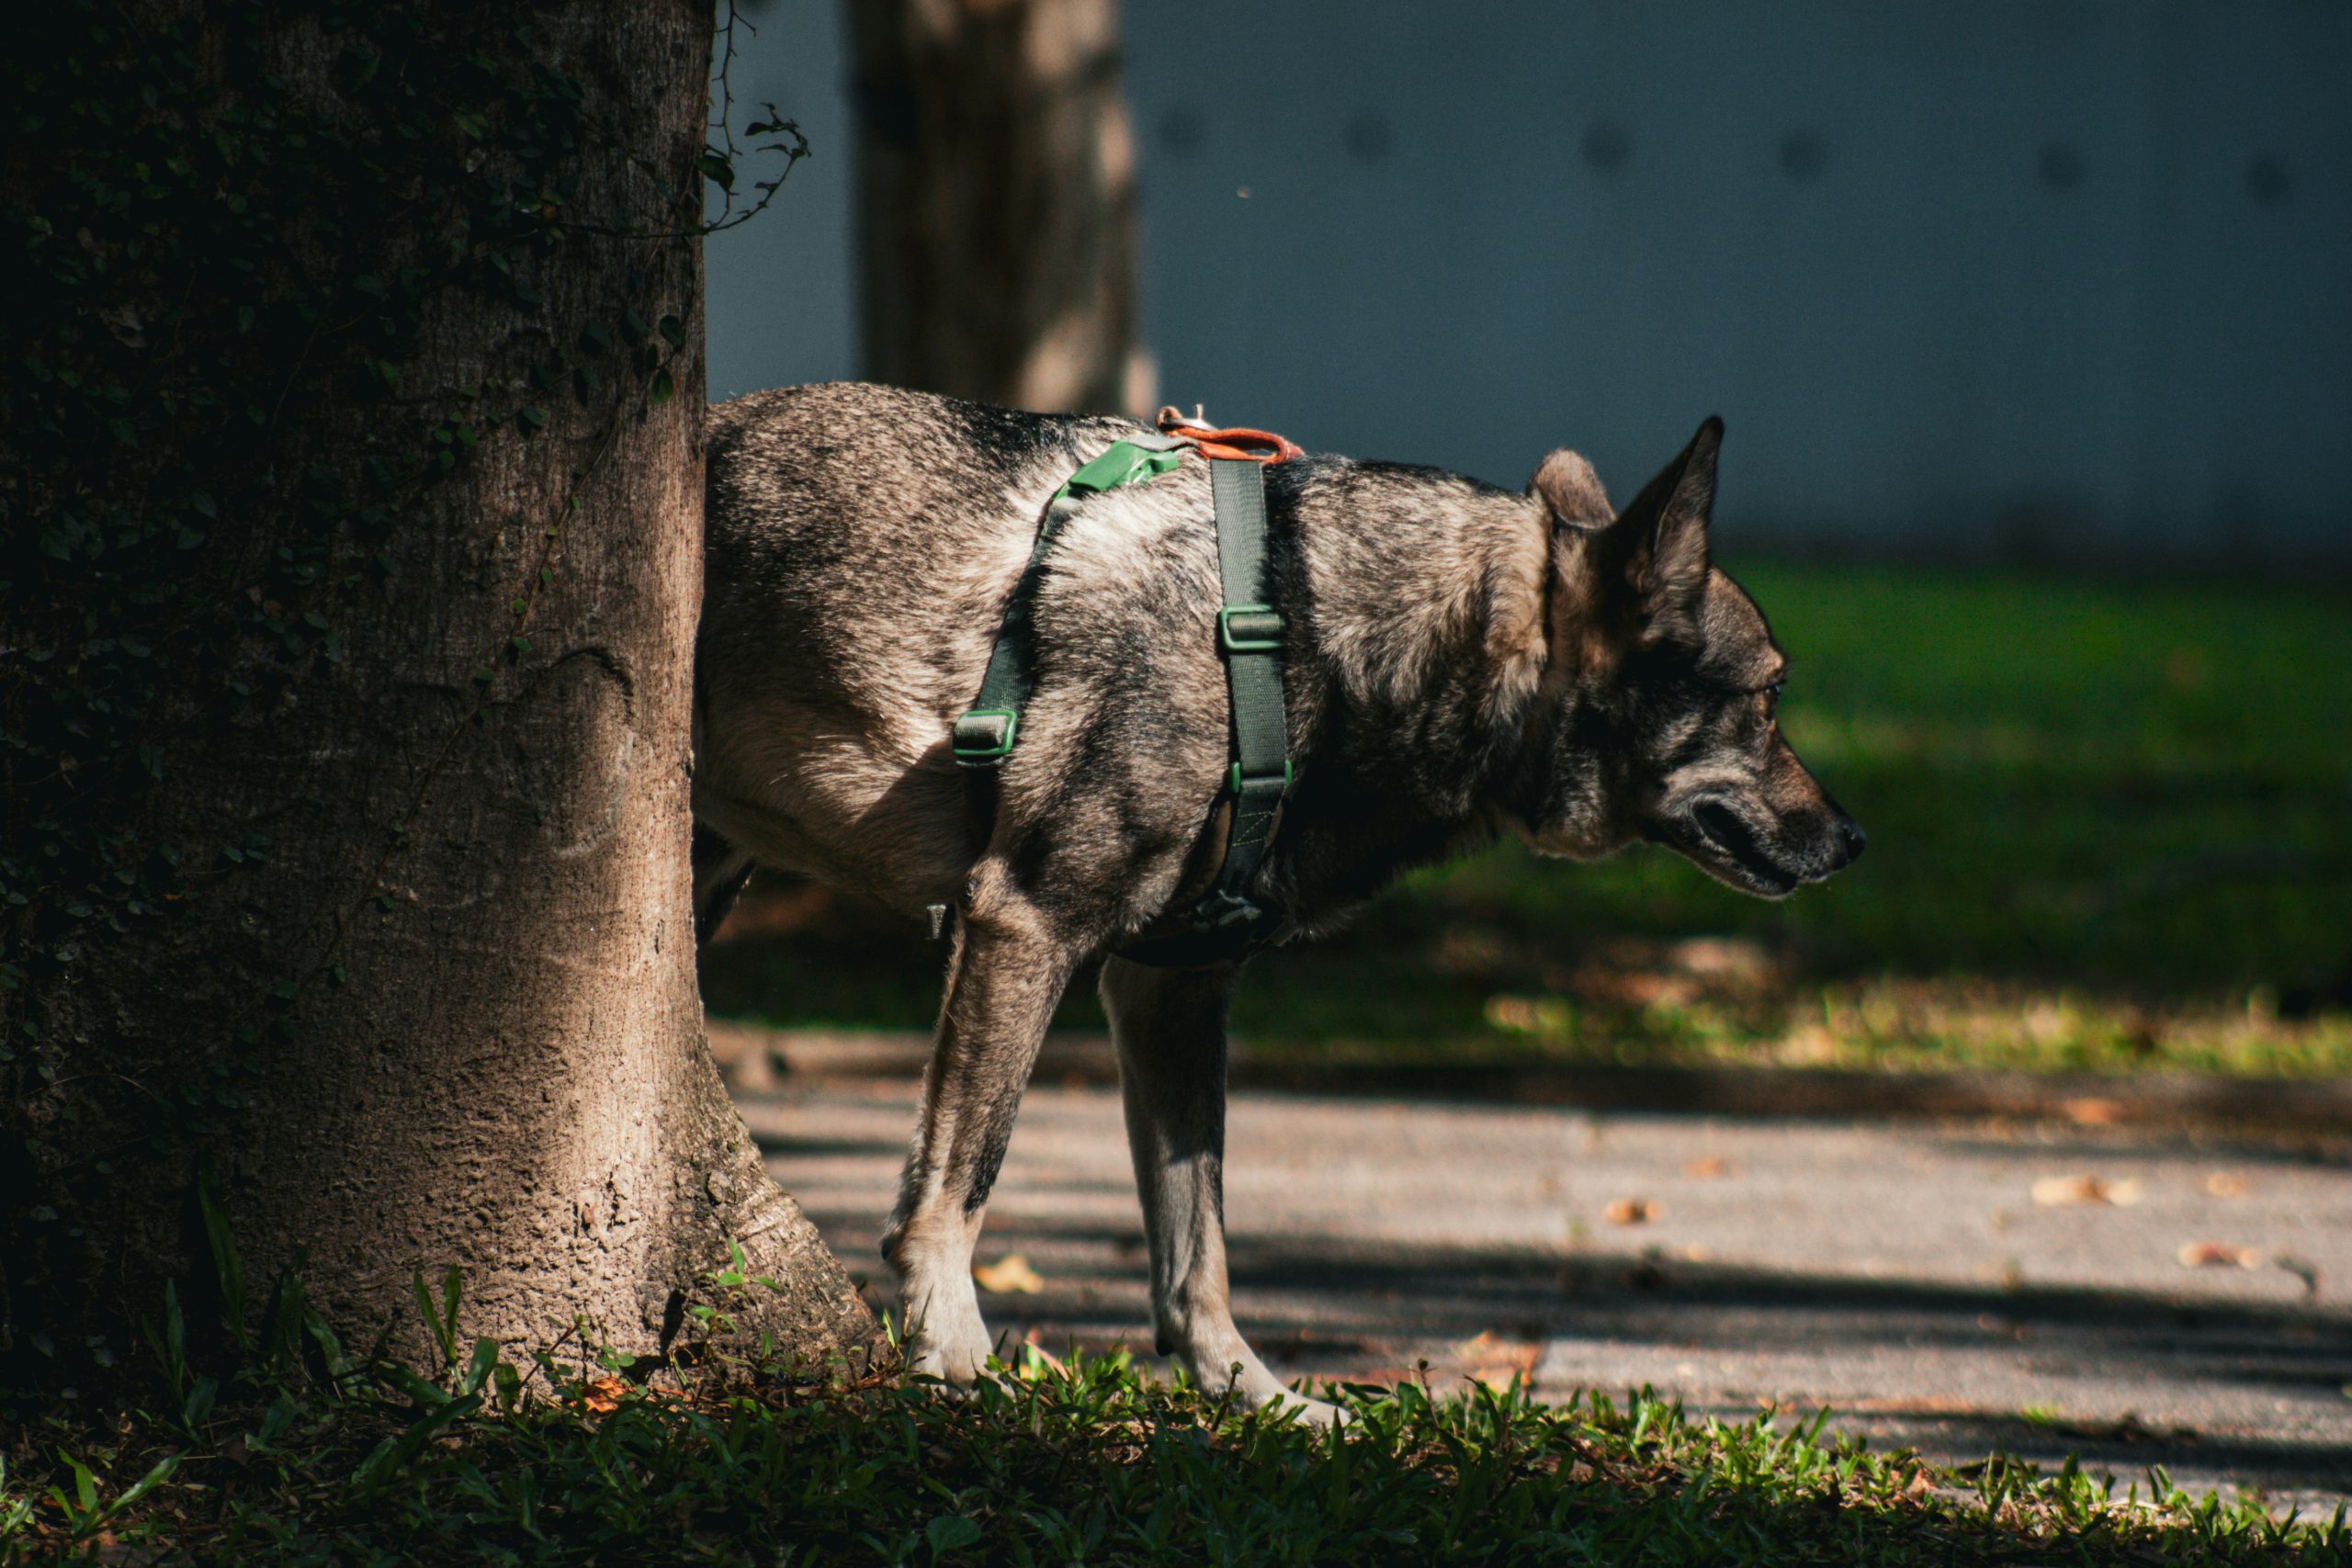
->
883, 884, 1075, 1386
1101, 955, 1338, 1423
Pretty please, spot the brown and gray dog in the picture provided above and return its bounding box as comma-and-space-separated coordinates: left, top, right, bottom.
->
694, 382, 1862, 1418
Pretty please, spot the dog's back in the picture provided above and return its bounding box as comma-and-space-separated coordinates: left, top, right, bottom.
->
696, 381, 1559, 932
695, 383, 1177, 908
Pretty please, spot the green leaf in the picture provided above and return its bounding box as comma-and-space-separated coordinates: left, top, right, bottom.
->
194, 1168, 246, 1348
440, 1265, 463, 1353
458, 1337, 501, 1398
56, 1449, 96, 1515
351, 1391, 481, 1492
648, 367, 675, 407
411, 1267, 459, 1369
926, 1514, 982, 1556
96, 1453, 180, 1525
160, 1279, 186, 1377
381, 1363, 452, 1409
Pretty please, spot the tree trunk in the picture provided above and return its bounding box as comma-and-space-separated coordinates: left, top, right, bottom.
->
848, 0, 1148, 414
0, 1, 875, 1388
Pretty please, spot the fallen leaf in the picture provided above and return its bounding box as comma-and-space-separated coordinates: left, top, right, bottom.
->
2202, 1172, 2250, 1199
1460, 1328, 1541, 1390
2030, 1174, 2143, 1208
1604, 1198, 1657, 1226
973, 1254, 1046, 1294
1682, 1156, 1732, 1179
582, 1375, 627, 1414
2062, 1098, 2125, 1126
1666, 936, 1770, 979
1459, 1329, 1540, 1364
2177, 1241, 2265, 1270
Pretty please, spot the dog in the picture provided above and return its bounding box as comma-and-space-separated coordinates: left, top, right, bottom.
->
693, 382, 1862, 1418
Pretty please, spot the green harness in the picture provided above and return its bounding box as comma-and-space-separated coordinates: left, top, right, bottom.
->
950, 434, 1295, 965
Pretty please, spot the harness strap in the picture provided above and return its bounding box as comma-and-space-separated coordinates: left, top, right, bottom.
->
1193, 456, 1291, 934
951, 434, 1186, 765
950, 423, 1296, 966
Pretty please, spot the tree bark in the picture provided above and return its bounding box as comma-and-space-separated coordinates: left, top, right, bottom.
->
0, 1, 875, 1387
848, 0, 1148, 414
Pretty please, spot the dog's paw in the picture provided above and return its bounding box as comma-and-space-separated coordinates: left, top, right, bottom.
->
1261, 1387, 1348, 1428
906, 1329, 996, 1388
900, 1296, 997, 1388
1182, 1349, 1345, 1427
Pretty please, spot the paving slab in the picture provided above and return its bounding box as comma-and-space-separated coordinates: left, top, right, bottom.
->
740, 1076, 2352, 1513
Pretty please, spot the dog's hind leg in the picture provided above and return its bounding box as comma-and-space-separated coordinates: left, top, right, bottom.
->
883, 871, 1077, 1386
691, 824, 756, 947
1100, 955, 1337, 1422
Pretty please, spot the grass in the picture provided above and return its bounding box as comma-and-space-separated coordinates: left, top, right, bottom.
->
698, 562, 2352, 1078
6, 1326, 2345, 1565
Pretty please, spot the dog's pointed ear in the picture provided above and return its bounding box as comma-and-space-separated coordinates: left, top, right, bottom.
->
1597, 417, 1721, 639
1531, 447, 1613, 531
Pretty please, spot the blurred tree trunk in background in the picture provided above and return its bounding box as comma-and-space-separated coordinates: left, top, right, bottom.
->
848, 0, 1148, 414
0, 0, 874, 1391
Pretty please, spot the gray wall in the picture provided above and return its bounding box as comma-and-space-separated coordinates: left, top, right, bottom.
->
707, 1, 2352, 570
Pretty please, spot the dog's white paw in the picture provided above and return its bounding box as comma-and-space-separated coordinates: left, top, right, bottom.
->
1182, 1349, 1344, 1427
1262, 1387, 1347, 1427
901, 1295, 996, 1387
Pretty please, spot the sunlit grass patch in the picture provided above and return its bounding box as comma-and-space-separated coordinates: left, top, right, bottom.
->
1459, 973, 2352, 1078
1233, 923, 2352, 1077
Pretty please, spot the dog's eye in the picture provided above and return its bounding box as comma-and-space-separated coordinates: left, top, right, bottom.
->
1763, 682, 1783, 718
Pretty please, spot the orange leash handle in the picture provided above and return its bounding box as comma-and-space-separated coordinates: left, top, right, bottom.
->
1155, 410, 1303, 465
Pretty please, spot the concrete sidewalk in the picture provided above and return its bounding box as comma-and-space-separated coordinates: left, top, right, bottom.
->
739, 1073, 2352, 1513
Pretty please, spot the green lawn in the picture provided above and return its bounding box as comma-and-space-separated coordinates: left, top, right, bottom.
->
7, 1335, 2340, 1564
700, 563, 2352, 1077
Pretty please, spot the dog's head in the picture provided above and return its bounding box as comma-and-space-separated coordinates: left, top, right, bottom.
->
1506, 419, 1863, 897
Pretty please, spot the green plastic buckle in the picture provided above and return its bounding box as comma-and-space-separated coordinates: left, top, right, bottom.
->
1217, 604, 1284, 653
1227, 760, 1294, 795
952, 709, 1018, 766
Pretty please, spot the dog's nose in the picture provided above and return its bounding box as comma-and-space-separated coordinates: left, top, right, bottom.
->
1834, 817, 1867, 867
